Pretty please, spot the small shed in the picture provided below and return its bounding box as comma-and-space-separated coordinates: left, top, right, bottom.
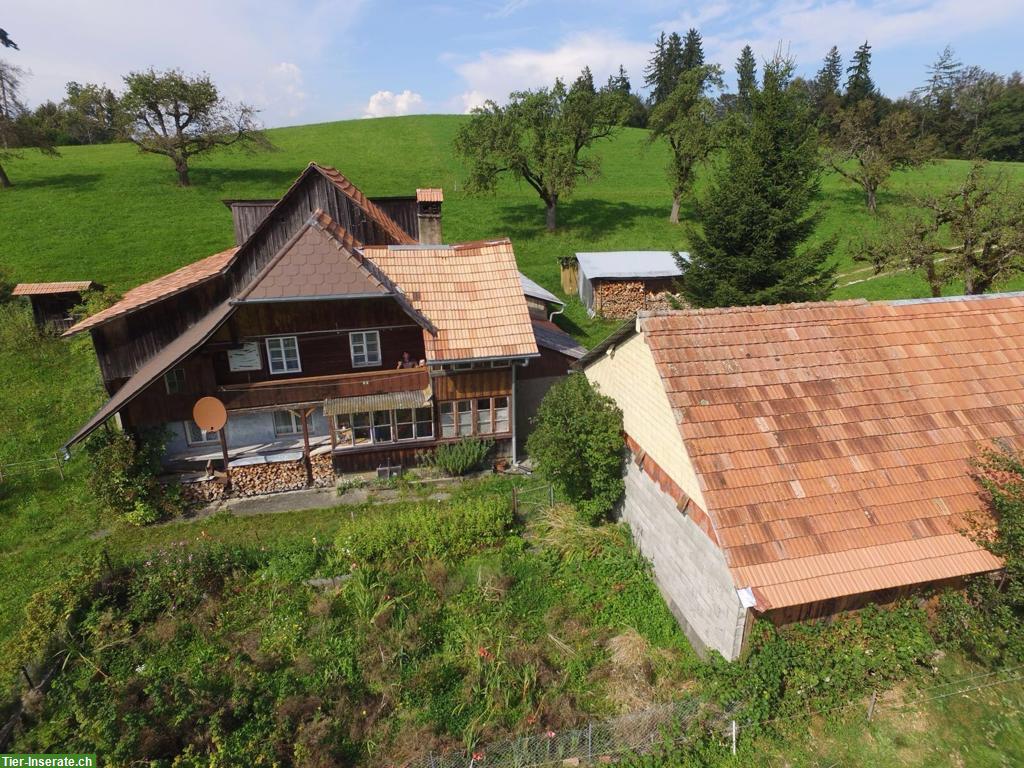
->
12, 281, 99, 332
576, 251, 685, 318
519, 272, 564, 321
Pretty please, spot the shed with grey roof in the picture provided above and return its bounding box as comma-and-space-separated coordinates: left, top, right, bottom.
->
576, 251, 685, 318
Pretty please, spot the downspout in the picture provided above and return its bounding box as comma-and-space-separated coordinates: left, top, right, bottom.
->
548, 302, 565, 323
511, 362, 518, 465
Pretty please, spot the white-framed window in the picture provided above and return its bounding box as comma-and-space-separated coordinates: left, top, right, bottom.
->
273, 410, 304, 436
396, 407, 434, 441
439, 397, 511, 438
266, 336, 301, 375
350, 330, 381, 368
164, 367, 186, 395
184, 420, 218, 445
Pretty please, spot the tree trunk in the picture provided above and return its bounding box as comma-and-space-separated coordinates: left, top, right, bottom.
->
865, 184, 877, 214
545, 199, 557, 232
0, 163, 11, 188
175, 157, 191, 187
669, 192, 681, 224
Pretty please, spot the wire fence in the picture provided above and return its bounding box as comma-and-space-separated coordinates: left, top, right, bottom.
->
0, 453, 66, 483
401, 664, 1024, 768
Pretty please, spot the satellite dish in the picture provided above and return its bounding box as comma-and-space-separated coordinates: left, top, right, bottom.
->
193, 397, 228, 432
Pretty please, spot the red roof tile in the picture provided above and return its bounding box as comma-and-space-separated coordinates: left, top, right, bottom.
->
635, 294, 1021, 609
416, 188, 444, 203
13, 281, 95, 296
63, 248, 238, 336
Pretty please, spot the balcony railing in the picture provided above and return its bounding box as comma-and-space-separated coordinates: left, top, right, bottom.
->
216, 366, 429, 411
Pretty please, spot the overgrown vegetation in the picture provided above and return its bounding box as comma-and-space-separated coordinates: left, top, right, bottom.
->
527, 374, 624, 524
5, 484, 699, 764
428, 437, 494, 477
936, 447, 1024, 664
84, 427, 183, 525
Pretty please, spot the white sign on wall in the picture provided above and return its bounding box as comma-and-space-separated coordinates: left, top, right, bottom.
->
227, 342, 262, 372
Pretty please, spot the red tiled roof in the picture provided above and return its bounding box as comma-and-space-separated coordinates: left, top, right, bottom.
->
62, 248, 238, 336
365, 239, 539, 361
416, 188, 444, 203
13, 281, 95, 296
638, 294, 1021, 610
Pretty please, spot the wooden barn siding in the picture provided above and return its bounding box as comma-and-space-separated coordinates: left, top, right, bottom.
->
431, 369, 513, 400
92, 278, 228, 385
209, 299, 426, 386
332, 437, 512, 473
120, 352, 218, 428
226, 173, 403, 297
230, 202, 276, 245
519, 348, 573, 379
369, 197, 420, 241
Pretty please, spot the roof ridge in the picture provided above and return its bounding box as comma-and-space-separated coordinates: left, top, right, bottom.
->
310, 163, 417, 245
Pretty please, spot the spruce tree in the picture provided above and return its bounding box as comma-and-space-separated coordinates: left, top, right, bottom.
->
644, 31, 686, 107
679, 57, 836, 307
812, 46, 844, 130
845, 41, 875, 103
681, 28, 705, 72
816, 46, 843, 96
735, 45, 758, 113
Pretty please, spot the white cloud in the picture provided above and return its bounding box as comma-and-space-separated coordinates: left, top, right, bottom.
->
363, 89, 425, 118
455, 32, 651, 109
2, 0, 365, 127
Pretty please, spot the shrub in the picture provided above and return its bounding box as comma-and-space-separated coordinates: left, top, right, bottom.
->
526, 373, 624, 524
430, 437, 494, 476
336, 496, 514, 566
84, 427, 183, 525
937, 446, 1024, 663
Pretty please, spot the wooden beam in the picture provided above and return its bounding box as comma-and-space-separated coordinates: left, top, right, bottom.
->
218, 427, 232, 491
295, 407, 315, 486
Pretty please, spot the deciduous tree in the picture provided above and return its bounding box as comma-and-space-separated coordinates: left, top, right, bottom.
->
679, 56, 835, 307
119, 68, 273, 187
860, 162, 1024, 296
648, 65, 722, 223
454, 68, 628, 231
526, 373, 624, 525
62, 81, 118, 145
0, 59, 57, 188
826, 99, 936, 213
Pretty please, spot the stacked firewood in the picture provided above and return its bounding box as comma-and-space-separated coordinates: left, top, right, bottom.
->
180, 454, 334, 504
596, 281, 647, 318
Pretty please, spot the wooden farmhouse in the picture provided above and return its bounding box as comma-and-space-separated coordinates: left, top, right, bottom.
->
62, 163, 579, 489
13, 281, 99, 332
578, 295, 1024, 659
576, 251, 684, 319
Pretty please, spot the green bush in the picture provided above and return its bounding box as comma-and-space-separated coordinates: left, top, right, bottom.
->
526, 373, 624, 524
84, 427, 182, 525
336, 496, 514, 566
429, 437, 494, 476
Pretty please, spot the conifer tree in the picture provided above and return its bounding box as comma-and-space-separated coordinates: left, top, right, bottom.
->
845, 41, 875, 103
735, 45, 758, 113
679, 56, 835, 307
681, 28, 705, 72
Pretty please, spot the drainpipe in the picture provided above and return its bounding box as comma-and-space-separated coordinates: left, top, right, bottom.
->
511, 363, 518, 465
548, 302, 565, 323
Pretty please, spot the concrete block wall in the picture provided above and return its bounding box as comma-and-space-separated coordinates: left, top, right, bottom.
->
621, 460, 749, 660
164, 407, 329, 454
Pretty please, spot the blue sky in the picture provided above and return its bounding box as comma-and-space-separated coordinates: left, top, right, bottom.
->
5, 0, 1024, 127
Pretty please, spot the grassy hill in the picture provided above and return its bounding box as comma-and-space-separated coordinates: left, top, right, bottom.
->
2, 114, 1023, 344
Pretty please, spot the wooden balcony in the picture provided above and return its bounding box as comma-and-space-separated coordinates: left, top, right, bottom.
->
216, 365, 430, 411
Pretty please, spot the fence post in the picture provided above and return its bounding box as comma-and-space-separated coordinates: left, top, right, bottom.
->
867, 690, 877, 722
731, 720, 737, 755
587, 721, 593, 761
549, 484, 554, 506
21, 666, 34, 689
512, 486, 518, 515
53, 452, 64, 481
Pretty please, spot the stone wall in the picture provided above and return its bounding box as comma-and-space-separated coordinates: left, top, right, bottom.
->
620, 460, 748, 659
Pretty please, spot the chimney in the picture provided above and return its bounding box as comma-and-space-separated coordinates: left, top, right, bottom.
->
416, 188, 443, 245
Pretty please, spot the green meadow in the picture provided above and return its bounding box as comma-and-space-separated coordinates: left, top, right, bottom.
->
1, 115, 1023, 765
